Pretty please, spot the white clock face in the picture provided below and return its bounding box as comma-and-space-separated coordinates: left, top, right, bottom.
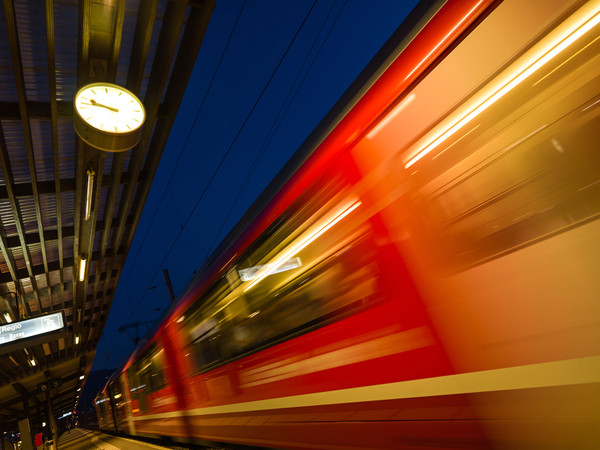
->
74, 83, 145, 134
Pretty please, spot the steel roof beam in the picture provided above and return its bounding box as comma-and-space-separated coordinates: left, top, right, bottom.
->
76, 0, 123, 352
0, 128, 33, 319
124, 1, 215, 255
3, 0, 49, 315
0, 100, 170, 120
88, 0, 157, 348
45, 0, 66, 314
93, 1, 189, 347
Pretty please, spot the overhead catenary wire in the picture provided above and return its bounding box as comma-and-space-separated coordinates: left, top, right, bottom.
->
105, 0, 248, 362
119, 0, 248, 293
203, 0, 350, 260
107, 0, 320, 366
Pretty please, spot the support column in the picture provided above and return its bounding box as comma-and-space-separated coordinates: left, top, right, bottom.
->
35, 408, 43, 445
0, 421, 5, 450
19, 396, 34, 450
18, 419, 33, 450
44, 391, 58, 450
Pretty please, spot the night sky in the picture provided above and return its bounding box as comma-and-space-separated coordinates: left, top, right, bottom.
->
91, 0, 419, 372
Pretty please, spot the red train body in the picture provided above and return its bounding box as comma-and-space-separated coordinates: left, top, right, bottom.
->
96, 0, 600, 448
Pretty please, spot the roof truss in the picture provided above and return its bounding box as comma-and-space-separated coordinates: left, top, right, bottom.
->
0, 0, 214, 430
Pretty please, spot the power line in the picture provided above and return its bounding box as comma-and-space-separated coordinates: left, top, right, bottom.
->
119, 0, 248, 293
107, 0, 320, 366
202, 0, 349, 259
103, 0, 248, 365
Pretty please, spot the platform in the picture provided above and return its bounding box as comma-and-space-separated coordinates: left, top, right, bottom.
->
57, 428, 177, 450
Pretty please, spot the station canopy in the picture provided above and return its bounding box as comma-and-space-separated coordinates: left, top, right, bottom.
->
0, 0, 214, 431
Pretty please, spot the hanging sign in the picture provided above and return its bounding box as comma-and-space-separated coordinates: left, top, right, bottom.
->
0, 312, 65, 351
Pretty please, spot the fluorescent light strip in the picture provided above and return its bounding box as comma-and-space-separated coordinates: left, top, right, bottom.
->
79, 255, 87, 282
238, 257, 302, 281
85, 169, 94, 221
404, 7, 600, 168
244, 201, 361, 292
533, 34, 600, 87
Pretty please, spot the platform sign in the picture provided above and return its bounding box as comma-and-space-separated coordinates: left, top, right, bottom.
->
0, 312, 65, 347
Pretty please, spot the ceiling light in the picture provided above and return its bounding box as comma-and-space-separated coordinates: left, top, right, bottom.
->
3, 313, 11, 323
85, 168, 95, 221
238, 257, 302, 281
75, 335, 80, 345
79, 255, 87, 282
29, 358, 36, 367
79, 375, 85, 380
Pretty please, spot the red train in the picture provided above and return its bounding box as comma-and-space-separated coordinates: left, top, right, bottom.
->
95, 0, 600, 448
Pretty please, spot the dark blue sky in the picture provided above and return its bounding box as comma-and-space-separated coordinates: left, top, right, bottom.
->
92, 0, 419, 371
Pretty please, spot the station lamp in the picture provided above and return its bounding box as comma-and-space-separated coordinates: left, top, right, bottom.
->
79, 255, 87, 282
84, 168, 95, 221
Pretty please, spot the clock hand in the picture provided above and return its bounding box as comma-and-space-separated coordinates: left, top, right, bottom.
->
84, 99, 120, 112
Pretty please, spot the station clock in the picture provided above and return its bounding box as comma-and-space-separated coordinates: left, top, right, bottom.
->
73, 82, 146, 152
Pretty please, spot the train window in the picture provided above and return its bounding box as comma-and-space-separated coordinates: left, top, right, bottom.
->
180, 277, 233, 373
235, 229, 379, 353
127, 344, 166, 412
109, 377, 126, 420
393, 6, 600, 267
96, 392, 110, 418
179, 174, 384, 372
223, 177, 383, 357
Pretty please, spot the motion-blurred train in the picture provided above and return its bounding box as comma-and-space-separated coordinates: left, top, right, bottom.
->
95, 0, 600, 448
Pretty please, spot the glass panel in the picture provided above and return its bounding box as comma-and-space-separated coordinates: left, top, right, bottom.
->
109, 378, 125, 420
127, 344, 166, 413
179, 175, 385, 373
